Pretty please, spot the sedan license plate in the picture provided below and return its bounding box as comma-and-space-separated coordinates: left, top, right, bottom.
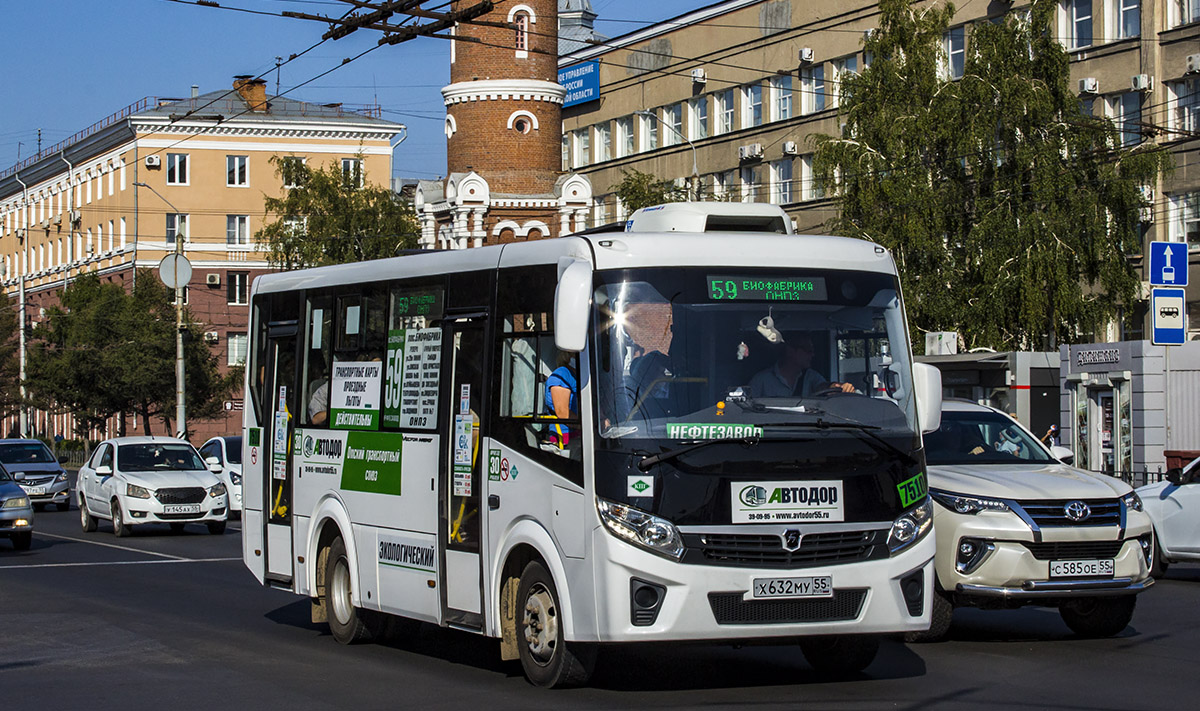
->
24, 486, 46, 496
163, 504, 202, 515
1050, 559, 1115, 578
751, 576, 833, 599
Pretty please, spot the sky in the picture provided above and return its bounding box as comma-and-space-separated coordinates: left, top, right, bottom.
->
0, 0, 707, 183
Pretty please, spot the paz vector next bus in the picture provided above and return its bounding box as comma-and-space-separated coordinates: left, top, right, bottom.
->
240, 202, 943, 687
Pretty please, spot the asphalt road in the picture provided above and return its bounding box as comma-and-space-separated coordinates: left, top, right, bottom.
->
3, 505, 1198, 711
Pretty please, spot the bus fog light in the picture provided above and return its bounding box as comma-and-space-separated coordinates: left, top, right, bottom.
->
597, 498, 684, 560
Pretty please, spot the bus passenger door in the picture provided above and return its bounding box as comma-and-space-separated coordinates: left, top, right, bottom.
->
264, 329, 298, 584
442, 319, 486, 627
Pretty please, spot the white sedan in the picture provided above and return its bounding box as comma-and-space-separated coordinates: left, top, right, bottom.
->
1137, 456, 1200, 576
77, 437, 228, 536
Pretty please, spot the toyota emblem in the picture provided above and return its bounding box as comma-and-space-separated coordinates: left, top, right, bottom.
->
781, 529, 802, 552
1063, 500, 1091, 522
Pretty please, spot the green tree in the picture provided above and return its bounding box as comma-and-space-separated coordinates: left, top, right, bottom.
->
257, 154, 419, 269
812, 0, 1170, 351
27, 271, 240, 437
0, 295, 20, 420
614, 169, 688, 213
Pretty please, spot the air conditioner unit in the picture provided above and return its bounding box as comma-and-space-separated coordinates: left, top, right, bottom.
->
738, 143, 764, 161
69, 210, 81, 227
144, 155, 161, 168
799, 47, 815, 64
1078, 77, 1099, 94
1187, 53, 1200, 74
52, 214, 62, 226
1130, 74, 1152, 92
206, 273, 221, 286
782, 140, 799, 155
691, 67, 707, 84
204, 331, 220, 344
40, 219, 50, 229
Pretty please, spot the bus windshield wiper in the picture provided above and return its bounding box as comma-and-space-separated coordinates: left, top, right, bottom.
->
637, 435, 761, 471
771, 417, 918, 467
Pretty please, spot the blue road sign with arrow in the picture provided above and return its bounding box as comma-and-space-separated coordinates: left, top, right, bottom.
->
1149, 241, 1188, 287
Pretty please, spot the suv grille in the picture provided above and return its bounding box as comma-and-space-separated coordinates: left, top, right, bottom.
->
1018, 499, 1121, 527
684, 530, 884, 569
708, 590, 867, 625
1022, 540, 1126, 560
155, 487, 206, 505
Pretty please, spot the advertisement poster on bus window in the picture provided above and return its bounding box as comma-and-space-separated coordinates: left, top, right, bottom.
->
330, 360, 383, 430
383, 328, 442, 430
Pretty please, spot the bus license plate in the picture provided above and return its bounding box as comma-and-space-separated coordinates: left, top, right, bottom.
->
1050, 559, 1114, 578
751, 576, 833, 599
163, 504, 202, 515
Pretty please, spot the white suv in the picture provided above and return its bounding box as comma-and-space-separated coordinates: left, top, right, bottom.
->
77, 437, 228, 536
916, 401, 1154, 640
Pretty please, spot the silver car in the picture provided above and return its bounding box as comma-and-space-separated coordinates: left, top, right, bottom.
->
1, 462, 35, 550
0, 439, 71, 512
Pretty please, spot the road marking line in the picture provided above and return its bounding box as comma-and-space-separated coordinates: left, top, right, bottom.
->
0, 557, 242, 570
35, 531, 186, 560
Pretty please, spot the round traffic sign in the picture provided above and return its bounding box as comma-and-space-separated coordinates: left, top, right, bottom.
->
158, 253, 193, 289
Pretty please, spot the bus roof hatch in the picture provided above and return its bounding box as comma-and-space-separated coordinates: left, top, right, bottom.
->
624, 202, 794, 235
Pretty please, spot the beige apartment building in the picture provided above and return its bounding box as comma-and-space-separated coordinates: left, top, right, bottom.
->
560, 0, 1200, 340
0, 78, 404, 440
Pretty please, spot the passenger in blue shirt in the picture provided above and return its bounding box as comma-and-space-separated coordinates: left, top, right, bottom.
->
545, 352, 578, 448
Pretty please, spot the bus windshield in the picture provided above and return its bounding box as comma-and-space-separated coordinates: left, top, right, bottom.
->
592, 267, 919, 444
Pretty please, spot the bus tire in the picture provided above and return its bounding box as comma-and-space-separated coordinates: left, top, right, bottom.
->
325, 536, 372, 645
799, 634, 880, 675
516, 560, 594, 688
905, 588, 953, 643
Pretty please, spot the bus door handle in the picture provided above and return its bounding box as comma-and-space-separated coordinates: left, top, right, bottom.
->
488, 494, 500, 511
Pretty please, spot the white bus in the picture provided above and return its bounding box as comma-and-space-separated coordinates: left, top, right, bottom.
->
241, 203, 943, 687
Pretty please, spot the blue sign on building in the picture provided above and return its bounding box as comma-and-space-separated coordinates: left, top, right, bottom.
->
559, 61, 600, 108
1148, 241, 1188, 287
1151, 287, 1187, 346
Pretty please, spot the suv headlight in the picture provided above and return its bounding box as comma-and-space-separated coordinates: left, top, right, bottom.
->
596, 498, 684, 560
208, 483, 227, 498
126, 484, 152, 499
888, 498, 934, 554
931, 490, 1010, 515
1121, 491, 1143, 513
1, 496, 30, 509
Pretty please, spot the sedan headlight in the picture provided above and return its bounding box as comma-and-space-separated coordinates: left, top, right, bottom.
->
126, 484, 152, 499
596, 498, 684, 560
1, 496, 30, 509
1121, 491, 1143, 513
888, 497, 934, 554
229, 472, 242, 486
56, 471, 69, 483
208, 483, 227, 498
931, 490, 1010, 515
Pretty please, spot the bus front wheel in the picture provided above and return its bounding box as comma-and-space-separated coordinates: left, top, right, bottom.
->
325, 536, 372, 645
515, 560, 594, 688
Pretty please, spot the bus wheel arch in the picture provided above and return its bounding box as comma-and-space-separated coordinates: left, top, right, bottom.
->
494, 525, 576, 658
309, 497, 356, 623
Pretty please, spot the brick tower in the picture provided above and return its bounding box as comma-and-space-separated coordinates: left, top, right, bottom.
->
416, 0, 592, 248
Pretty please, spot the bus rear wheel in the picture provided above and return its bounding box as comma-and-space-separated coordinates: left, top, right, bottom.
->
325, 536, 372, 645
516, 560, 594, 688
799, 634, 880, 675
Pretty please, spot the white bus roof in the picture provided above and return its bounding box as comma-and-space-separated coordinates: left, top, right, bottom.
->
625, 202, 793, 234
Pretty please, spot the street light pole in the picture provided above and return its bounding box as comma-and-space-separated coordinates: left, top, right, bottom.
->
132, 181, 186, 438
635, 109, 701, 201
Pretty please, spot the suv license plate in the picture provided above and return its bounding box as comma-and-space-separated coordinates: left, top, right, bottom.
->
163, 504, 202, 515
1050, 559, 1115, 578
751, 576, 834, 599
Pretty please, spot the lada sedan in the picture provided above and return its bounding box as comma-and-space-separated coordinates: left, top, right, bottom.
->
916, 400, 1153, 640
77, 437, 228, 536
1137, 455, 1200, 577
198, 435, 243, 515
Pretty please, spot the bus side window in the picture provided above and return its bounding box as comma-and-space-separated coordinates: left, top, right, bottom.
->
303, 295, 333, 426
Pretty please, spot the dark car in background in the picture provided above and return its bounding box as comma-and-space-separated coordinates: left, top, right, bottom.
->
0, 439, 71, 512
1, 461, 34, 550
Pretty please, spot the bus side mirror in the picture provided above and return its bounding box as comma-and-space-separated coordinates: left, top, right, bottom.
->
913, 363, 942, 435
554, 259, 593, 353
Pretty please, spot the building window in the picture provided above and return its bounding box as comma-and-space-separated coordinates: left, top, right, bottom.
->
689, 96, 709, 139
341, 158, 363, 187
1169, 0, 1200, 27
1112, 92, 1142, 146
165, 213, 188, 245
771, 159, 793, 204
943, 27, 965, 80
228, 333, 248, 367
770, 76, 793, 121
1170, 78, 1199, 133
663, 103, 683, 146
715, 89, 735, 135
561, 134, 569, 170
226, 155, 248, 187
832, 56, 858, 107
802, 65, 826, 114
616, 116, 634, 157
800, 155, 825, 201
228, 271, 249, 305
514, 12, 530, 53
593, 198, 609, 228
227, 215, 250, 246
639, 112, 658, 151
282, 156, 307, 188
1169, 192, 1199, 246
1064, 0, 1093, 49
575, 129, 591, 166
1111, 0, 1140, 38
166, 153, 188, 185
743, 82, 763, 128
596, 123, 612, 161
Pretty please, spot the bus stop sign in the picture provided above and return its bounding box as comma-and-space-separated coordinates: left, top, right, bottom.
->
1152, 287, 1186, 345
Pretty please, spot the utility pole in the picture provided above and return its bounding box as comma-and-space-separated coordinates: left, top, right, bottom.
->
13, 172, 29, 437
275, 56, 283, 96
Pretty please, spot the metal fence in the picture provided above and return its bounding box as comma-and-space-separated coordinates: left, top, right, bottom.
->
1103, 468, 1169, 489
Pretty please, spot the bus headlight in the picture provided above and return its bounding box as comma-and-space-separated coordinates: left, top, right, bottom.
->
888, 498, 933, 554
596, 498, 684, 560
